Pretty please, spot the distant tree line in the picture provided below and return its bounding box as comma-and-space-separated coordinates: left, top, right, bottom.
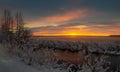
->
0, 9, 31, 43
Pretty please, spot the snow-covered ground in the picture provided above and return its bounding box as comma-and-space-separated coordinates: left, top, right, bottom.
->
0, 43, 111, 72
0, 44, 41, 72
0, 44, 66, 72
0, 37, 120, 72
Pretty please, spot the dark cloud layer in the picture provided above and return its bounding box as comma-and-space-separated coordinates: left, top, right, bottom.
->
0, 0, 120, 18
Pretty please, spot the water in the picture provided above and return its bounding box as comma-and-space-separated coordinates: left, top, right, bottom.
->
108, 56, 120, 71
36, 36, 120, 42
34, 36, 120, 71
49, 49, 84, 64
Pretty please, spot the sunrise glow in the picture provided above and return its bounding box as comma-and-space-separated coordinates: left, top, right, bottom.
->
32, 31, 110, 37
2, 0, 118, 37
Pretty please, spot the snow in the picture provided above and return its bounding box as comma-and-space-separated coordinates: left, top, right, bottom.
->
35, 39, 120, 55
0, 44, 66, 72
0, 37, 120, 72
0, 44, 40, 72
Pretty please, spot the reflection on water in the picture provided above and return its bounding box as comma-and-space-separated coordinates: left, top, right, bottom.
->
49, 49, 84, 64
108, 56, 120, 71
50, 49, 120, 71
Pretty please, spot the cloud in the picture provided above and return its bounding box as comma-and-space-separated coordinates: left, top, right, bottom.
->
40, 9, 87, 22
30, 23, 88, 32
30, 20, 120, 32
30, 21, 120, 36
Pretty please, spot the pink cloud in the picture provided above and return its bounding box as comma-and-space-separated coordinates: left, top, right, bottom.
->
41, 9, 87, 22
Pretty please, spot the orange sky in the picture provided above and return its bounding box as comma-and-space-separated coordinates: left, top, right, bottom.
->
1, 0, 120, 36
25, 9, 120, 36
31, 24, 115, 36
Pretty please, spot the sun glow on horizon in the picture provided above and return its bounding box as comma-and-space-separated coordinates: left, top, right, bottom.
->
65, 30, 80, 36
32, 30, 110, 37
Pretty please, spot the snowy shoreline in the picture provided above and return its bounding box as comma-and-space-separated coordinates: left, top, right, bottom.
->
0, 38, 120, 72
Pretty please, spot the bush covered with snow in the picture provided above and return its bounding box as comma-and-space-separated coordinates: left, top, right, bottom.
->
4, 38, 120, 72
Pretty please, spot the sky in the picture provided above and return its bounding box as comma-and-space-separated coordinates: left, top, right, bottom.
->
0, 0, 120, 36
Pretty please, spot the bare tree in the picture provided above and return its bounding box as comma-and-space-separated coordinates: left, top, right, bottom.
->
15, 12, 31, 44
0, 9, 14, 41
16, 12, 24, 37
0, 9, 31, 43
